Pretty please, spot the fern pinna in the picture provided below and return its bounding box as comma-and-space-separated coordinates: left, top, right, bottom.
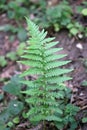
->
20, 18, 72, 124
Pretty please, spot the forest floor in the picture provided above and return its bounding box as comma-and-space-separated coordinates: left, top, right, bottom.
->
0, 3, 87, 130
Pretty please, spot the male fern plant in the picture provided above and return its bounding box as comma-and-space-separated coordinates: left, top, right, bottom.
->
20, 18, 73, 129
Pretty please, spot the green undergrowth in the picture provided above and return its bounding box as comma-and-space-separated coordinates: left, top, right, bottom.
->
0, 0, 87, 41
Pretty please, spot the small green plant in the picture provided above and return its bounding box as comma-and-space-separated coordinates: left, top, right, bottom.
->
16, 42, 26, 56
0, 0, 6, 13
81, 8, 87, 16
1, 0, 87, 39
0, 24, 27, 41
0, 75, 24, 130
35, 1, 72, 31
67, 22, 84, 37
82, 117, 87, 123
6, 52, 17, 61
19, 18, 79, 129
4, 0, 28, 20
77, 1, 87, 14
75, 1, 87, 38
0, 56, 7, 67
0, 0, 28, 41
82, 80, 87, 86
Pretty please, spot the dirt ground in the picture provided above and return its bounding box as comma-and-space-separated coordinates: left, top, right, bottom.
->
0, 6, 87, 130
55, 30, 87, 130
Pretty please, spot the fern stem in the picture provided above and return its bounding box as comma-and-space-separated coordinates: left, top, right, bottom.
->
43, 120, 46, 130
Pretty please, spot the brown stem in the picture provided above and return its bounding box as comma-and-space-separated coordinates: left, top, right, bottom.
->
43, 120, 46, 130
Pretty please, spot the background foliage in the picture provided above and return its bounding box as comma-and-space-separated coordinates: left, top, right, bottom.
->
0, 0, 87, 39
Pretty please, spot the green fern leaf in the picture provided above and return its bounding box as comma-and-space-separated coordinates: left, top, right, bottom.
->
20, 80, 34, 87
47, 76, 72, 84
20, 18, 73, 125
24, 49, 42, 55
46, 68, 72, 77
30, 114, 46, 122
46, 115, 62, 122
21, 54, 42, 61
45, 48, 63, 56
45, 41, 59, 49
49, 107, 63, 114
20, 68, 43, 77
48, 91, 65, 99
45, 54, 67, 62
20, 60, 43, 68
42, 37, 55, 44
46, 61, 70, 69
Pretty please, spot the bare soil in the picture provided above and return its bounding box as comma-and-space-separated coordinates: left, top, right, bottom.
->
0, 3, 87, 129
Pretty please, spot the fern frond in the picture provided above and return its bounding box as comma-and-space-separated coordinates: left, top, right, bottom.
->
48, 91, 65, 99
46, 85, 60, 91
26, 43, 41, 49
46, 68, 72, 77
24, 49, 42, 55
44, 99, 59, 106
45, 48, 63, 56
45, 41, 59, 49
26, 97, 45, 104
21, 54, 42, 61
46, 61, 70, 69
20, 80, 34, 87
20, 60, 43, 68
46, 115, 62, 122
22, 89, 43, 96
26, 18, 48, 44
49, 107, 63, 114
42, 37, 55, 44
45, 54, 67, 62
39, 29, 47, 41
47, 76, 72, 84
30, 114, 46, 122
20, 68, 43, 77
46, 84, 67, 91
20, 18, 72, 124
26, 18, 40, 38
